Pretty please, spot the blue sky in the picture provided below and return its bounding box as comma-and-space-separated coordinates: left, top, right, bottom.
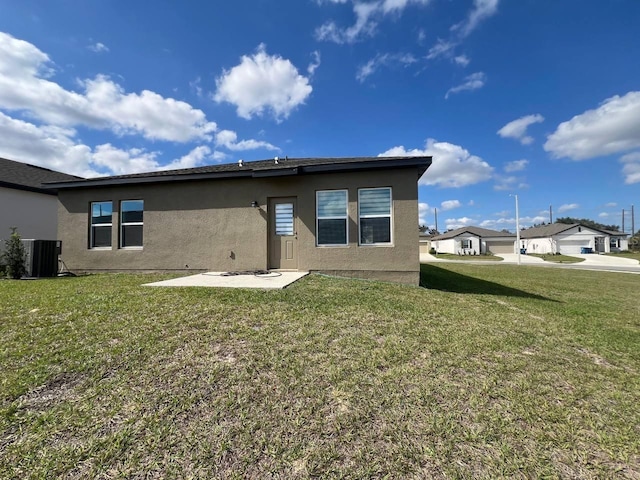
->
1, 0, 639, 232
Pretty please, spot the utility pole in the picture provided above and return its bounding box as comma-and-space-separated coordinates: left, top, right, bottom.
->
549, 205, 553, 224
510, 194, 521, 265
434, 208, 438, 233
622, 209, 625, 234
632, 204, 636, 240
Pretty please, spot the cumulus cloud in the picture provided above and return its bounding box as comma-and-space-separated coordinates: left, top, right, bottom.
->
493, 175, 527, 192
88, 42, 109, 53
418, 202, 431, 227
315, 0, 430, 44
558, 203, 579, 213
214, 44, 313, 121
379, 138, 493, 188
504, 159, 529, 172
441, 200, 462, 211
444, 216, 475, 230
497, 114, 544, 145
445, 72, 486, 99
453, 55, 470, 67
0, 32, 217, 142
544, 91, 640, 160
356, 52, 417, 82
620, 151, 640, 184
215, 130, 279, 151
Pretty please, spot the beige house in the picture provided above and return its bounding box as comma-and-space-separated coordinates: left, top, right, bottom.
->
432, 226, 516, 255
520, 223, 629, 254
49, 156, 432, 284
0, 157, 79, 243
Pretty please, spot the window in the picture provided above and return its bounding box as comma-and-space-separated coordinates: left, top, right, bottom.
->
90, 201, 112, 248
316, 190, 348, 246
120, 200, 144, 248
610, 238, 619, 249
461, 239, 472, 249
359, 187, 392, 245
275, 203, 294, 235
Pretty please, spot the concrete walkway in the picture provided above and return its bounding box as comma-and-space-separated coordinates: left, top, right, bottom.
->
144, 271, 309, 289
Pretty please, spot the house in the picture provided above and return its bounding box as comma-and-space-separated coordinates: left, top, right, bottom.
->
0, 157, 80, 243
431, 226, 516, 255
48, 156, 432, 284
520, 223, 629, 254
419, 232, 434, 254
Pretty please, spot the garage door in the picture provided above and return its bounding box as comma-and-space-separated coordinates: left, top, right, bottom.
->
486, 241, 514, 254
419, 244, 431, 254
559, 240, 588, 254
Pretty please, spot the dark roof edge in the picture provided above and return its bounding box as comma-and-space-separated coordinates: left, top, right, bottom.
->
0, 180, 58, 196
45, 157, 432, 189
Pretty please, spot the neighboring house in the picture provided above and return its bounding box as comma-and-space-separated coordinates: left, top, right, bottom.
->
48, 156, 432, 284
419, 233, 434, 254
520, 223, 629, 254
432, 226, 516, 255
0, 157, 80, 243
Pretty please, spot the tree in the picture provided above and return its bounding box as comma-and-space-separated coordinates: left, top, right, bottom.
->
555, 217, 620, 231
418, 224, 428, 233
2, 227, 26, 279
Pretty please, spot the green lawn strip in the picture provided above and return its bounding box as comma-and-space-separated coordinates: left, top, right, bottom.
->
605, 252, 640, 263
431, 253, 503, 261
528, 253, 585, 263
1, 267, 639, 478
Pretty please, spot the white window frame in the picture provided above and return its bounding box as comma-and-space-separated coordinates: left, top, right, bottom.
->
316, 189, 348, 247
358, 187, 393, 246
461, 239, 472, 250
90, 201, 112, 249
610, 237, 619, 249
120, 200, 144, 249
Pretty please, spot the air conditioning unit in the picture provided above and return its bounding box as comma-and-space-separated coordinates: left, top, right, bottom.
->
21, 240, 61, 278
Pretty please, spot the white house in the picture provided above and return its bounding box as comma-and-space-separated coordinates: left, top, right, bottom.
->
432, 227, 516, 255
0, 157, 80, 244
520, 223, 629, 254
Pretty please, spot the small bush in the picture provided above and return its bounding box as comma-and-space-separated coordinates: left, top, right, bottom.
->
429, 247, 436, 254
2, 227, 27, 279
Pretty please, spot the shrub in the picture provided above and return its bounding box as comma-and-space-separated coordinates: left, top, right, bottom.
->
2, 227, 27, 279
429, 247, 436, 254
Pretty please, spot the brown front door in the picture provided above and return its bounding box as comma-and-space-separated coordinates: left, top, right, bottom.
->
268, 197, 298, 270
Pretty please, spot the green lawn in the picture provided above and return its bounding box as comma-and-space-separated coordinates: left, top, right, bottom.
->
606, 251, 640, 263
1, 266, 639, 478
432, 252, 503, 261
528, 253, 585, 263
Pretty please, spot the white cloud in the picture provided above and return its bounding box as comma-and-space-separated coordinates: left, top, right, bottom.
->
452, 0, 499, 38
445, 72, 486, 99
0, 32, 217, 142
427, 0, 499, 61
214, 44, 313, 121
307, 51, 322, 77
504, 159, 529, 172
0, 111, 96, 177
380, 138, 493, 188
441, 200, 462, 211
620, 151, 640, 184
162, 146, 212, 170
315, 0, 430, 44
453, 55, 470, 67
598, 212, 610, 218
418, 202, 430, 226
215, 130, 279, 151
605, 202, 618, 207
497, 114, 544, 145
444, 216, 475, 230
92, 144, 161, 175
356, 52, 417, 82
558, 203, 579, 213
544, 91, 640, 160
88, 42, 109, 53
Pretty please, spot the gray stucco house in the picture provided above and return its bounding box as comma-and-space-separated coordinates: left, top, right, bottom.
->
48, 156, 432, 284
0, 157, 80, 243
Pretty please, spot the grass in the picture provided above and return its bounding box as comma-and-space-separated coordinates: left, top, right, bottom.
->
1, 266, 639, 479
606, 251, 640, 262
432, 252, 503, 261
528, 253, 585, 263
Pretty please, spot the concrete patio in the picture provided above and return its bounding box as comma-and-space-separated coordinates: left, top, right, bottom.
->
144, 271, 309, 289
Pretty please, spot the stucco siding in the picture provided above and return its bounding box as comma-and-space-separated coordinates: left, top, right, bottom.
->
0, 186, 59, 242
57, 168, 421, 283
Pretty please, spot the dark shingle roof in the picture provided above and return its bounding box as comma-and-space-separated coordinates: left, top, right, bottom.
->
521, 223, 627, 238
46, 156, 432, 189
0, 157, 81, 195
432, 226, 515, 240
